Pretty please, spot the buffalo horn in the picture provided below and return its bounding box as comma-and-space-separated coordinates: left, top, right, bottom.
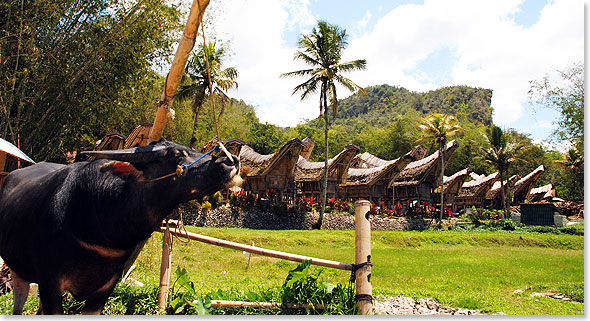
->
81, 144, 167, 163
218, 142, 234, 164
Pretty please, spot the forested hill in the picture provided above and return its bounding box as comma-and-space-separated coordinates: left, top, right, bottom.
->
334, 84, 493, 126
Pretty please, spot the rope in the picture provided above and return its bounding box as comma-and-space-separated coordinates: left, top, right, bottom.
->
143, 146, 220, 183
172, 208, 190, 244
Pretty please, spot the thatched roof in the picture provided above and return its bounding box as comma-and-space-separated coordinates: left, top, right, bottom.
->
393, 140, 460, 186
349, 145, 428, 169
486, 174, 520, 199
343, 150, 415, 186
434, 168, 472, 194
199, 137, 245, 158
95, 133, 126, 151
457, 172, 500, 198
528, 183, 555, 202
124, 123, 152, 148
512, 165, 545, 196
300, 137, 316, 160
470, 172, 484, 181
239, 138, 305, 177
294, 144, 359, 182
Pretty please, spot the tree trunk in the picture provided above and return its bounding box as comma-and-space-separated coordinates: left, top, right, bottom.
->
188, 95, 205, 149
499, 170, 507, 218
438, 142, 444, 227
313, 83, 329, 230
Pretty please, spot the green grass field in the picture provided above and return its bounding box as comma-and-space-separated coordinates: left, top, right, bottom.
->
1, 227, 584, 315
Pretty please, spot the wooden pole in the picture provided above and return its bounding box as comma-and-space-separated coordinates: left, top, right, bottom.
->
158, 226, 352, 271
149, 0, 210, 142
158, 223, 173, 314
354, 200, 372, 315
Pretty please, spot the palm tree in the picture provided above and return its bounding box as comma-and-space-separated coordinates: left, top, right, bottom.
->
481, 126, 524, 216
281, 20, 366, 229
417, 113, 464, 226
554, 148, 584, 199
176, 40, 238, 148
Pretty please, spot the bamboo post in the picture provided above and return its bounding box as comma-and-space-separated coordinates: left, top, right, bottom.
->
354, 200, 373, 315
149, 0, 210, 142
158, 223, 173, 314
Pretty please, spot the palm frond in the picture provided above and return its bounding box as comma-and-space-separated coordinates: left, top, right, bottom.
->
280, 68, 315, 79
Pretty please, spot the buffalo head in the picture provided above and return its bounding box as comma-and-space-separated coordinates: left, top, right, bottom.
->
82, 139, 242, 202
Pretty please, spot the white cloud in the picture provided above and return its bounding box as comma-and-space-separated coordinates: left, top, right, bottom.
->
535, 120, 556, 129
344, 0, 583, 127
210, 0, 319, 126
202, 0, 583, 131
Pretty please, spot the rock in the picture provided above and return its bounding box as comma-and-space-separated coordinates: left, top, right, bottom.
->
372, 296, 482, 315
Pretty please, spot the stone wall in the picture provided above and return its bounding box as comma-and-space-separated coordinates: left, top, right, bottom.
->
177, 203, 433, 231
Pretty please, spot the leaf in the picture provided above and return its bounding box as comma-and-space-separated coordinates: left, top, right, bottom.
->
322, 282, 337, 293
195, 297, 211, 315
284, 260, 312, 288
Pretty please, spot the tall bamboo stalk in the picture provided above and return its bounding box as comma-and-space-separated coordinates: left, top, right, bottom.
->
149, 0, 211, 142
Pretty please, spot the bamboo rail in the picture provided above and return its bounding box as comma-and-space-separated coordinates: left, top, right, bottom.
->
158, 226, 353, 271
157, 202, 373, 315
203, 300, 324, 310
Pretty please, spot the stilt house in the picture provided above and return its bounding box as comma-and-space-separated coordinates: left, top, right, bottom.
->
455, 172, 500, 209
391, 140, 460, 205
294, 144, 360, 199
512, 165, 545, 204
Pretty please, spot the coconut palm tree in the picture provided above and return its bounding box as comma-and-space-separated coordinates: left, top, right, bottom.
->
281, 20, 366, 229
176, 40, 238, 148
481, 125, 524, 216
554, 148, 584, 199
417, 113, 464, 226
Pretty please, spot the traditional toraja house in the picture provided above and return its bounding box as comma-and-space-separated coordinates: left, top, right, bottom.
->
349, 146, 428, 169
391, 140, 460, 206
485, 174, 521, 209
294, 144, 360, 199
454, 172, 500, 210
124, 123, 153, 148
300, 137, 316, 160
95, 132, 126, 151
433, 168, 472, 208
199, 137, 246, 159
339, 147, 420, 205
527, 183, 556, 203
238, 138, 305, 200
512, 165, 546, 204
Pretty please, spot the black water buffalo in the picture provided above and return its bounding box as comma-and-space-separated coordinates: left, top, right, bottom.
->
0, 139, 241, 314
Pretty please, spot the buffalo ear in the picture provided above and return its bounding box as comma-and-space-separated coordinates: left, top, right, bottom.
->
101, 161, 144, 180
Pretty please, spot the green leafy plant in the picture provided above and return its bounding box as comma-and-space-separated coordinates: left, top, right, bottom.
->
168, 267, 211, 315
281, 260, 356, 315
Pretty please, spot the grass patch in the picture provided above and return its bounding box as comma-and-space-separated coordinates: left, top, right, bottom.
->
0, 227, 583, 315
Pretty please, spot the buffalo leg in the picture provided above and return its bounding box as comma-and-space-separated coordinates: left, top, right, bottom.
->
81, 293, 110, 315
9, 269, 30, 315
82, 274, 120, 315
37, 282, 63, 315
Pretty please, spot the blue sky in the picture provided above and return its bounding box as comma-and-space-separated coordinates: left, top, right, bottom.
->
207, 0, 584, 151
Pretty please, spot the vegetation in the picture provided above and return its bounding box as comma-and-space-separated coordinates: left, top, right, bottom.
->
282, 20, 366, 229
1, 226, 582, 315
481, 126, 525, 215
0, 0, 182, 162
529, 61, 584, 150
176, 40, 238, 148
417, 113, 464, 224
